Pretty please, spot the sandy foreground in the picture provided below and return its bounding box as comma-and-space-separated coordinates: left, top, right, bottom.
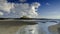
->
0, 20, 37, 34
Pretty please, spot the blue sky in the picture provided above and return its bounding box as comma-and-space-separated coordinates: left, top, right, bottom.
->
38, 0, 60, 19
0, 0, 60, 19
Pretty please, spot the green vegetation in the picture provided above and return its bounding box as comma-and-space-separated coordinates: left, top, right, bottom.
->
20, 16, 30, 18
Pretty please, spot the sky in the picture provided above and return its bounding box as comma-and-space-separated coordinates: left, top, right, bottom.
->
0, 0, 60, 19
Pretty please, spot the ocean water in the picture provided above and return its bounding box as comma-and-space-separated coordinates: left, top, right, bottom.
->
16, 21, 58, 34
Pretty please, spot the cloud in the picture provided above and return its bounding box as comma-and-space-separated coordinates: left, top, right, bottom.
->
10, 2, 40, 18
32, 2, 40, 8
46, 3, 50, 6
19, 0, 26, 2
0, 12, 3, 16
0, 0, 6, 2
42, 16, 60, 19
0, 2, 14, 13
0, 0, 14, 18
0, 0, 40, 18
40, 12, 60, 19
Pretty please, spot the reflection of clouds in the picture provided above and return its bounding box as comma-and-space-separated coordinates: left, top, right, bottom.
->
24, 25, 38, 34
16, 24, 39, 34
45, 22, 58, 26
38, 22, 58, 34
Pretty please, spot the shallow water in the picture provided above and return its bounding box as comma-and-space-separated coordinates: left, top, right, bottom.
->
17, 22, 58, 34
38, 22, 58, 34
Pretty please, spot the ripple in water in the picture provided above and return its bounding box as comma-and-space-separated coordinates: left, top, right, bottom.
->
16, 24, 39, 34
38, 22, 58, 34
16, 22, 58, 34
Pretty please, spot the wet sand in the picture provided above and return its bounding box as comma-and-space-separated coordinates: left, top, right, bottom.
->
0, 20, 37, 34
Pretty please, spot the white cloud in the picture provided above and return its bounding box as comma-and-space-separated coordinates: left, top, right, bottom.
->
10, 2, 40, 18
46, 3, 50, 6
32, 2, 40, 8
0, 2, 14, 13
0, 0, 6, 2
0, 12, 3, 16
0, 0, 40, 18
19, 0, 26, 2
40, 14, 60, 19
0, 0, 14, 17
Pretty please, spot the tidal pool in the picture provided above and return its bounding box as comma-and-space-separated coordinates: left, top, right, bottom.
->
16, 22, 58, 34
